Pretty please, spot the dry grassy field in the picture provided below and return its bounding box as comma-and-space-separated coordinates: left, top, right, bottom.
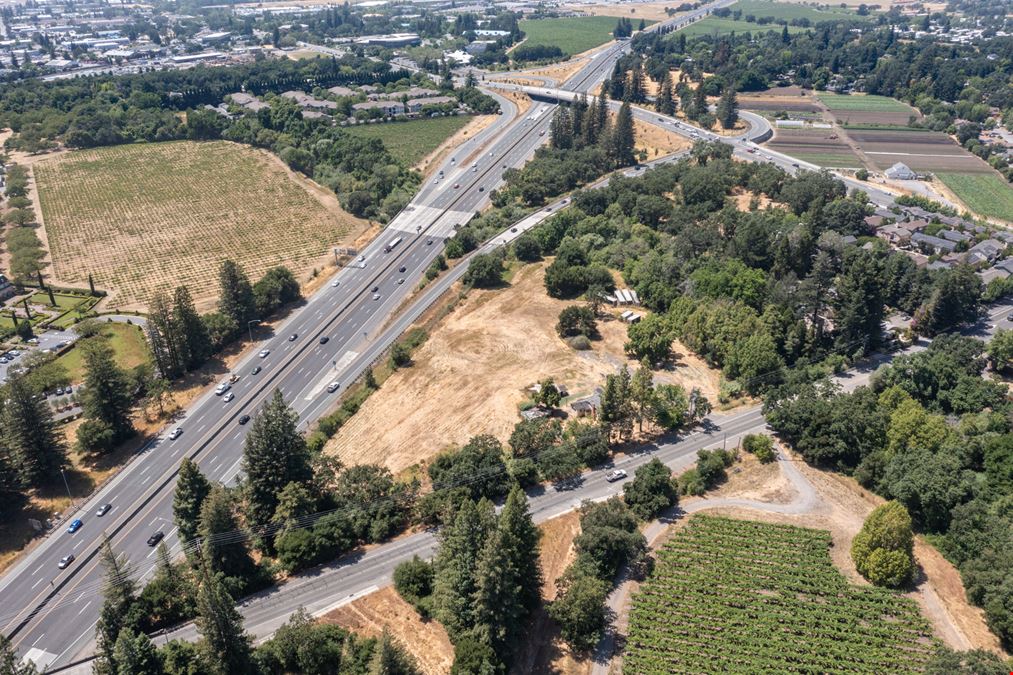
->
34, 141, 367, 310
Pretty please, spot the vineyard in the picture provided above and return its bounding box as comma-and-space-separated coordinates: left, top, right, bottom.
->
34, 141, 363, 310
625, 516, 936, 674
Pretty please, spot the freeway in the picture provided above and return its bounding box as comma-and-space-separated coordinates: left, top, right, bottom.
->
5, 4, 736, 667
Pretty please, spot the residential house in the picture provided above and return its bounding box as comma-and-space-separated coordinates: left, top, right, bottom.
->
352, 100, 405, 116
569, 389, 602, 418
979, 267, 1009, 284
927, 260, 953, 271
228, 92, 269, 112
327, 85, 356, 97
911, 232, 958, 254
964, 239, 1005, 266
407, 95, 455, 113
939, 229, 971, 244
877, 224, 911, 245
281, 90, 337, 111
864, 215, 885, 229
898, 219, 929, 234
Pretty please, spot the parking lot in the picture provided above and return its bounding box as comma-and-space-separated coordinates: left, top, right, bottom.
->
0, 328, 78, 383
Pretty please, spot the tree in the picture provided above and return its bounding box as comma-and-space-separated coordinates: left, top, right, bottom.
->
498, 486, 542, 612
834, 250, 885, 355
368, 629, 419, 675
252, 266, 300, 317
556, 305, 597, 339
194, 558, 254, 675
623, 458, 677, 520
242, 390, 312, 530
548, 572, 609, 652
742, 434, 776, 463
472, 527, 524, 658
989, 329, 1013, 372
625, 313, 673, 365
851, 501, 915, 588
509, 418, 561, 459
173, 286, 212, 370
139, 542, 196, 630
535, 377, 562, 408
599, 366, 633, 442
173, 458, 212, 553
925, 645, 1012, 675
916, 264, 982, 336
199, 484, 259, 585
716, 85, 739, 129
217, 260, 257, 329
463, 251, 505, 288
606, 100, 636, 168
431, 499, 496, 640
450, 637, 502, 675
95, 537, 141, 675
112, 629, 162, 675
724, 331, 784, 394
657, 71, 676, 116
394, 556, 434, 618
1, 374, 67, 488
78, 338, 135, 451
147, 290, 183, 378
629, 360, 655, 433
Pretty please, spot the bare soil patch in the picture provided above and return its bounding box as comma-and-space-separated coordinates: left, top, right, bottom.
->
33, 140, 370, 311
768, 127, 863, 168
565, 2, 679, 21
324, 262, 723, 474
320, 587, 454, 674
739, 97, 822, 113
634, 118, 692, 160
846, 128, 990, 174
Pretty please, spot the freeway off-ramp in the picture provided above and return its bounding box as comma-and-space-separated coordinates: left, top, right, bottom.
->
5, 0, 942, 668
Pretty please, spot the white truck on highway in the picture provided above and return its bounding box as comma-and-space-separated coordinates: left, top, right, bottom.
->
384, 237, 403, 253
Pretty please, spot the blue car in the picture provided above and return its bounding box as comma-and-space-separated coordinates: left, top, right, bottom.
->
67, 519, 83, 534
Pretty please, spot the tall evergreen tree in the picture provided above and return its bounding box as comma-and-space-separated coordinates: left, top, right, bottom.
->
657, 71, 676, 116
2, 374, 67, 488
472, 527, 523, 659
147, 290, 183, 378
716, 85, 739, 129
690, 82, 707, 120
432, 499, 496, 640
95, 537, 140, 675
111, 629, 162, 675
498, 486, 542, 612
368, 628, 419, 675
834, 250, 885, 355
607, 61, 626, 100
194, 558, 254, 675
217, 259, 257, 330
242, 390, 312, 530
599, 365, 633, 442
80, 338, 135, 446
174, 286, 212, 370
627, 61, 647, 103
0, 634, 37, 675
199, 484, 258, 582
606, 100, 636, 168
174, 458, 212, 551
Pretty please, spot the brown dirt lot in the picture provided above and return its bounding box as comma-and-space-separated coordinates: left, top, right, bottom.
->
847, 129, 991, 174
565, 2, 679, 21
324, 262, 723, 475
634, 118, 692, 159
739, 97, 822, 114
768, 128, 864, 168
320, 587, 454, 674
33, 140, 370, 312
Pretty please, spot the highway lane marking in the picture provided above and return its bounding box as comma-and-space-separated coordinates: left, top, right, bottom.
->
32, 633, 44, 647
74, 592, 85, 602
31, 578, 43, 590
76, 600, 92, 616
32, 563, 45, 575
197, 422, 208, 434
72, 539, 83, 550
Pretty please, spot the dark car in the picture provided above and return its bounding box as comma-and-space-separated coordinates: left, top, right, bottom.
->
319, 336, 330, 345
371, 286, 379, 293
58, 554, 75, 569
147, 531, 164, 547
239, 414, 251, 425
252, 366, 262, 375
96, 503, 112, 517
288, 334, 298, 341
399, 266, 406, 273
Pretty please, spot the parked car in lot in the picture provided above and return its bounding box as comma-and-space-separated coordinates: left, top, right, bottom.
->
96, 503, 112, 517
147, 531, 164, 547
605, 469, 627, 482
67, 519, 83, 534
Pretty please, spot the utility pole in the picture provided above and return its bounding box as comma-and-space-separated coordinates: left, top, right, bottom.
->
247, 319, 258, 343
60, 467, 72, 502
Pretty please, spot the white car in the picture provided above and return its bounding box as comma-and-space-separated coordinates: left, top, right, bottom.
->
259, 349, 270, 358
214, 382, 231, 396
168, 427, 183, 440
605, 469, 627, 483
326, 381, 341, 393
331, 279, 340, 287
223, 392, 235, 402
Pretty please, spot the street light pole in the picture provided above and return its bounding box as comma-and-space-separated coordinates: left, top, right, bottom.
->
248, 320, 258, 343
59, 467, 72, 502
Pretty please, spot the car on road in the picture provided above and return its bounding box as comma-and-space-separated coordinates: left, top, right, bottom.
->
538, 130, 545, 136
146, 531, 164, 547
319, 336, 330, 345
259, 349, 270, 358
238, 414, 251, 425
251, 366, 262, 375
397, 278, 405, 285
605, 469, 627, 482
67, 519, 83, 534
399, 266, 407, 273
791, 162, 800, 168
27, 337, 39, 344
371, 285, 379, 293
223, 392, 235, 402
168, 427, 183, 440
58, 554, 75, 569
479, 186, 485, 192
331, 280, 340, 287
96, 503, 112, 517
373, 293, 381, 301
326, 381, 341, 393
510, 227, 518, 233
214, 382, 230, 396
427, 240, 433, 246
453, 183, 460, 189
1007, 313, 1013, 321
288, 334, 298, 341
358, 255, 366, 262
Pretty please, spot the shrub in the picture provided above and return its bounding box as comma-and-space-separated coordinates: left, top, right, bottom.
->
742, 433, 776, 463
851, 501, 915, 588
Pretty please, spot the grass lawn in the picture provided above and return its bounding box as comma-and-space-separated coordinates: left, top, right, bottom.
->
730, 0, 869, 21
29, 291, 90, 311
55, 322, 151, 382
937, 172, 1013, 222
677, 16, 808, 38
818, 93, 912, 112
518, 16, 653, 56
345, 116, 472, 167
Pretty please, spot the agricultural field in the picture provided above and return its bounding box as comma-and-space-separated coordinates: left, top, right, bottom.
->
518, 16, 651, 56
818, 93, 918, 126
768, 128, 863, 168
625, 516, 936, 674
676, 16, 808, 38
33, 141, 364, 310
345, 116, 472, 167
730, 0, 869, 22
847, 128, 988, 174
937, 173, 1013, 222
